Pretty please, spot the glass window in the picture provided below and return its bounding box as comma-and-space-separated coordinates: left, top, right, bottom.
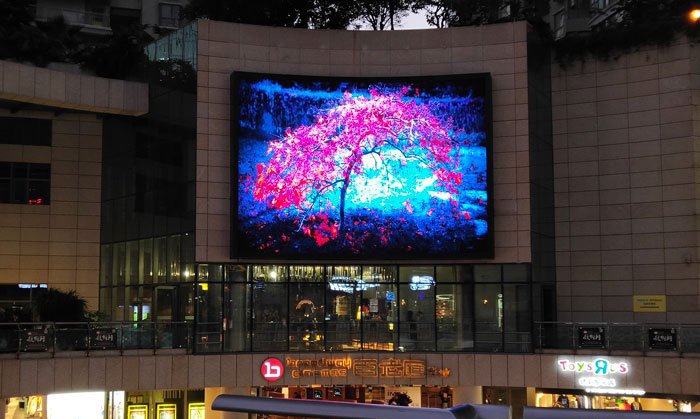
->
289, 265, 324, 282
399, 282, 434, 351
126, 240, 139, 286
503, 283, 531, 352
250, 265, 287, 282
111, 286, 126, 321
252, 282, 287, 351
224, 282, 249, 351
139, 239, 153, 284
153, 237, 167, 283
99, 287, 112, 320
0, 162, 50, 204
436, 283, 473, 351
0, 117, 51, 146
361, 280, 397, 351
112, 243, 126, 286
326, 266, 361, 351
100, 244, 113, 287
503, 264, 528, 282
436, 265, 472, 282
159, 3, 181, 27
196, 281, 222, 353
167, 234, 181, 282
474, 283, 503, 351
289, 281, 325, 351
181, 232, 194, 281
474, 265, 501, 282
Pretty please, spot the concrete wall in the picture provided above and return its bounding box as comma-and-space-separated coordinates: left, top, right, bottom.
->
0, 60, 148, 310
0, 111, 102, 309
195, 20, 533, 265
552, 39, 700, 322
0, 352, 698, 399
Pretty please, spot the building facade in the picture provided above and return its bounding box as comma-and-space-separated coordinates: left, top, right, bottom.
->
1, 18, 700, 419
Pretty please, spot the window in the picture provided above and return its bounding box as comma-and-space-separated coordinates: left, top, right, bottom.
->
159, 3, 181, 27
0, 117, 51, 146
0, 162, 50, 205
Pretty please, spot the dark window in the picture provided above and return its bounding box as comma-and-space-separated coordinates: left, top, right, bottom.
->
0, 162, 50, 205
0, 117, 51, 146
159, 3, 181, 27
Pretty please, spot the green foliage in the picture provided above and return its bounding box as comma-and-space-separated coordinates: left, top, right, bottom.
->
73, 24, 151, 79
0, 0, 79, 67
33, 288, 88, 323
413, 0, 548, 28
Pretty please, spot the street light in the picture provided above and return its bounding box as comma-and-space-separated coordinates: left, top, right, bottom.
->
689, 8, 700, 23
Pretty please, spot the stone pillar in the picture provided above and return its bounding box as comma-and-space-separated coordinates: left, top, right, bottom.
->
452, 386, 483, 406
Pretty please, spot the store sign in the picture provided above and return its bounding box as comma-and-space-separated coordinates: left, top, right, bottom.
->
261, 357, 284, 382
559, 358, 638, 395
577, 327, 605, 348
283, 357, 449, 379
21, 330, 48, 352
648, 328, 677, 350
90, 328, 117, 349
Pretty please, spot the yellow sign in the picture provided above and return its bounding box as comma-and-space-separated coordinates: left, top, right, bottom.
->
633, 295, 666, 312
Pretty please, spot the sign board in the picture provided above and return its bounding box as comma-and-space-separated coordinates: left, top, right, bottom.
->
90, 328, 117, 349
261, 357, 284, 382
633, 295, 666, 312
21, 330, 48, 352
648, 328, 677, 350
578, 327, 605, 349
267, 357, 449, 380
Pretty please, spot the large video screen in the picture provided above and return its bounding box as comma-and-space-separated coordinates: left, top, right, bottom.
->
232, 72, 492, 260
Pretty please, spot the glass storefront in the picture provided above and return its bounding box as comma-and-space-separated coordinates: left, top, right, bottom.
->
100, 243, 532, 353
191, 264, 531, 353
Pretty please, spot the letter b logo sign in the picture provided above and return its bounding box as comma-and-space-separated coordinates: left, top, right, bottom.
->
261, 358, 284, 382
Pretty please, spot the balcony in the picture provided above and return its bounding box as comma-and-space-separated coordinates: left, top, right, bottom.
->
35, 6, 111, 33
535, 321, 700, 354
0, 321, 192, 355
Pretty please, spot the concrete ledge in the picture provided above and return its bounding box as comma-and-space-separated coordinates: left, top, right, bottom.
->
0, 60, 148, 116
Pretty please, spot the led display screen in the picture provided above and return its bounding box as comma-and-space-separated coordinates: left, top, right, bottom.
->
232, 72, 492, 259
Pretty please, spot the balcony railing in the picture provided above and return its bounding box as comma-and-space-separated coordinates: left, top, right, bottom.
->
0, 322, 193, 355
535, 321, 700, 353
35, 7, 110, 29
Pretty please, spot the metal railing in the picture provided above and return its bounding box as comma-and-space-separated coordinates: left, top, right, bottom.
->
0, 322, 193, 355
534, 321, 700, 353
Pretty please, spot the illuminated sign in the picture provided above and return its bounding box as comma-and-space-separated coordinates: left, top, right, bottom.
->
283, 357, 449, 379
409, 275, 435, 291
558, 358, 628, 375
558, 358, 643, 396
261, 357, 284, 382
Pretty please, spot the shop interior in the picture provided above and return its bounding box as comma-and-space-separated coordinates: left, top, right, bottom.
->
5, 389, 205, 419
257, 384, 452, 412
535, 390, 700, 413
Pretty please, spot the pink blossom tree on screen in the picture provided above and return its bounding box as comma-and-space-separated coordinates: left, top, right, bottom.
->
252, 86, 464, 246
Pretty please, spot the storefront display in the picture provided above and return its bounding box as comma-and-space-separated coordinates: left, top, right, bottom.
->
188, 403, 205, 419
128, 404, 149, 419
156, 403, 177, 419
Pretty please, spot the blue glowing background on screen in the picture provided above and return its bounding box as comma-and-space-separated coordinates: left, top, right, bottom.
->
233, 74, 491, 259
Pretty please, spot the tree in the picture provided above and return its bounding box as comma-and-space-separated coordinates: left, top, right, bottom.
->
251, 86, 465, 246
33, 288, 88, 323
0, 0, 78, 67
182, 0, 358, 29
355, 0, 414, 30
73, 24, 151, 79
